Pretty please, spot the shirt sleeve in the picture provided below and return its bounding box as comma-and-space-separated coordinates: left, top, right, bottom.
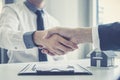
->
92, 26, 101, 51
98, 22, 120, 51
23, 32, 36, 48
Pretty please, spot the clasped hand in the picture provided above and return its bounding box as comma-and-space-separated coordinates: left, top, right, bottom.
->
33, 27, 79, 56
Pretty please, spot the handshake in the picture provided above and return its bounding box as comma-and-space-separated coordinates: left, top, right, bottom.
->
33, 27, 92, 56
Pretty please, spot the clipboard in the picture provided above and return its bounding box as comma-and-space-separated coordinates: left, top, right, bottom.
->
18, 64, 92, 75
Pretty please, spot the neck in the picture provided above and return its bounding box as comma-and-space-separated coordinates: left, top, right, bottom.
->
28, 0, 42, 9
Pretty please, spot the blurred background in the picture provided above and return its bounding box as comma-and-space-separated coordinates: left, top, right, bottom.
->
0, 0, 120, 63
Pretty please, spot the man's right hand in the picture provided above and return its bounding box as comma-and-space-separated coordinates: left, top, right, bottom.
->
45, 27, 93, 44
33, 31, 78, 55
41, 27, 93, 55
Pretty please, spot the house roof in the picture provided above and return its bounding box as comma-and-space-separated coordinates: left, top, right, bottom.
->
87, 50, 96, 57
87, 50, 117, 58
102, 51, 117, 58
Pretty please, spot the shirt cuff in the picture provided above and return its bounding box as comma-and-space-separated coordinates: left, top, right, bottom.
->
23, 31, 36, 49
92, 27, 101, 51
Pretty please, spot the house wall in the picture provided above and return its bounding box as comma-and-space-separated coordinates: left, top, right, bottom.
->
107, 59, 112, 66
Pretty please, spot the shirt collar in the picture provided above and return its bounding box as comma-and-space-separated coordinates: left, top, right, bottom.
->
24, 0, 44, 14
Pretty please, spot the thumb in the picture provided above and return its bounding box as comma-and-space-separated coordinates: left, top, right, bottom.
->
44, 28, 59, 39
43, 30, 54, 39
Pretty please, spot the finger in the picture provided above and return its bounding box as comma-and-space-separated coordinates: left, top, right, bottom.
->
42, 49, 55, 56
56, 43, 74, 53
44, 29, 55, 39
55, 49, 65, 55
43, 31, 52, 39
50, 48, 65, 55
58, 38, 78, 49
44, 28, 60, 39
47, 52, 55, 56
41, 49, 49, 54
38, 45, 44, 49
42, 47, 57, 55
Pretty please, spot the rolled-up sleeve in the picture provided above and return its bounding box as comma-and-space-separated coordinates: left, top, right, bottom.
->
92, 27, 101, 51
23, 32, 36, 48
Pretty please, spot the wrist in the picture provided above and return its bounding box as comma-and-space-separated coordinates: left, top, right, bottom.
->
33, 31, 45, 46
75, 28, 93, 43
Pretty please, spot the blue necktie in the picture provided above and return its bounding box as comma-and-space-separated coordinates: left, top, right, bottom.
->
35, 10, 48, 61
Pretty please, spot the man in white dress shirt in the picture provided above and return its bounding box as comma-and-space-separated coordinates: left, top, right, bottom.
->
0, 0, 77, 63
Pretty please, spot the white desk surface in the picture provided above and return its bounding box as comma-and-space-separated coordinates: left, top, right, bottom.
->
0, 59, 120, 80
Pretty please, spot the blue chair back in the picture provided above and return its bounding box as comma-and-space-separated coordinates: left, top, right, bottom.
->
0, 49, 9, 64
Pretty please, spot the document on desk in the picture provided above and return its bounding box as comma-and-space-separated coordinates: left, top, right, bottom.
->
18, 63, 92, 75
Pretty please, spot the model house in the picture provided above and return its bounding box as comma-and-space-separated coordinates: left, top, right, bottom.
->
90, 51, 117, 67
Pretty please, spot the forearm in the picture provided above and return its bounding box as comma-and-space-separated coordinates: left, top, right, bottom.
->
73, 27, 93, 44
24, 30, 48, 49
98, 22, 120, 50
44, 27, 93, 44
33, 31, 46, 46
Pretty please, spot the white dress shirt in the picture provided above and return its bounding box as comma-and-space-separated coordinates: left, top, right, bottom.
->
92, 27, 100, 51
0, 1, 66, 63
